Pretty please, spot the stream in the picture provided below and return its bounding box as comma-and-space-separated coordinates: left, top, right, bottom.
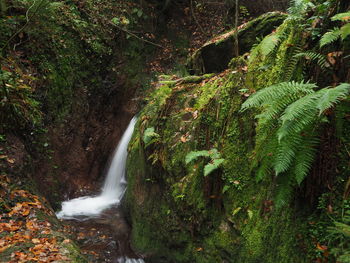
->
56, 117, 144, 263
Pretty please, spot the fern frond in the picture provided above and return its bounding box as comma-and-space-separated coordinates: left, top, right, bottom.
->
143, 127, 160, 146
260, 34, 281, 56
292, 134, 319, 185
331, 12, 350, 22
250, 33, 283, 62
283, 46, 303, 81
287, 0, 315, 18
320, 28, 341, 47
277, 92, 321, 140
274, 133, 303, 175
185, 150, 210, 164
341, 23, 350, 41
317, 83, 350, 115
294, 52, 328, 69
204, 158, 224, 176
241, 81, 316, 111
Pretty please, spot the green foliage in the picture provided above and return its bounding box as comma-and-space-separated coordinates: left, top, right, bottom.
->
186, 148, 224, 176
0, 61, 41, 131
320, 11, 350, 47
320, 28, 342, 47
204, 158, 225, 176
241, 81, 350, 207
294, 51, 329, 69
143, 127, 160, 147
287, 0, 315, 19
328, 209, 350, 262
249, 31, 285, 62
185, 150, 210, 163
332, 12, 350, 22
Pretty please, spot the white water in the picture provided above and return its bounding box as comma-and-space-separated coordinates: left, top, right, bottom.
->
118, 257, 145, 263
56, 117, 137, 219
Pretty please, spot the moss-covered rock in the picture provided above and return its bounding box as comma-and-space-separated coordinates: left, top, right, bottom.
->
125, 70, 307, 262
125, 6, 350, 260
186, 12, 287, 75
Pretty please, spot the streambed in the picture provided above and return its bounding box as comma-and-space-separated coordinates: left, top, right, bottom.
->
63, 206, 142, 263
56, 117, 144, 262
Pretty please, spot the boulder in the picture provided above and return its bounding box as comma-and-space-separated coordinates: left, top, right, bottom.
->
186, 12, 287, 74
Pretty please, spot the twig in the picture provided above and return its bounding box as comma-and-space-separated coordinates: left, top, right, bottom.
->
78, 7, 164, 49
190, 0, 207, 36
0, 0, 45, 55
107, 21, 164, 49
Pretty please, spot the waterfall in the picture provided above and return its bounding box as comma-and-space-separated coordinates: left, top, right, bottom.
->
56, 117, 137, 219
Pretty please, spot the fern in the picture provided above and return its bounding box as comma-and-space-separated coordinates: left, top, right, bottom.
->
331, 12, 350, 22
287, 0, 315, 19
294, 52, 329, 69
283, 45, 303, 81
241, 81, 316, 111
204, 158, 224, 176
185, 150, 210, 164
328, 210, 350, 262
260, 35, 281, 57
273, 133, 303, 175
249, 31, 287, 62
340, 23, 350, 40
185, 148, 225, 176
241, 81, 350, 208
320, 28, 341, 47
143, 127, 159, 147
317, 83, 350, 114
320, 10, 350, 47
292, 133, 319, 185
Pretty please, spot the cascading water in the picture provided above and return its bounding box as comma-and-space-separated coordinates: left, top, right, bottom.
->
57, 117, 137, 219
56, 117, 144, 263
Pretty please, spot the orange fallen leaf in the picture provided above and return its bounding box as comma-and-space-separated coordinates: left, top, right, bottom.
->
32, 238, 40, 244
316, 243, 328, 251
180, 135, 187, 143
7, 158, 15, 164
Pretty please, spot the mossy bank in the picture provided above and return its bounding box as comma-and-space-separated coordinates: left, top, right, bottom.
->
125, 1, 350, 262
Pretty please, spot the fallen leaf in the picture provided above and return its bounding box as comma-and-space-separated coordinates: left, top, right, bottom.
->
180, 135, 187, 143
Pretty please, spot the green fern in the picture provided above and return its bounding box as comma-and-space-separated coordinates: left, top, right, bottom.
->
320, 11, 350, 47
241, 82, 350, 208
287, 0, 315, 19
317, 83, 350, 114
241, 81, 316, 111
340, 23, 350, 40
294, 52, 329, 69
143, 127, 160, 147
185, 150, 210, 164
283, 45, 303, 81
204, 158, 225, 176
249, 31, 287, 62
328, 209, 350, 262
185, 148, 224, 176
292, 132, 319, 185
320, 28, 341, 47
260, 35, 281, 56
331, 12, 350, 22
